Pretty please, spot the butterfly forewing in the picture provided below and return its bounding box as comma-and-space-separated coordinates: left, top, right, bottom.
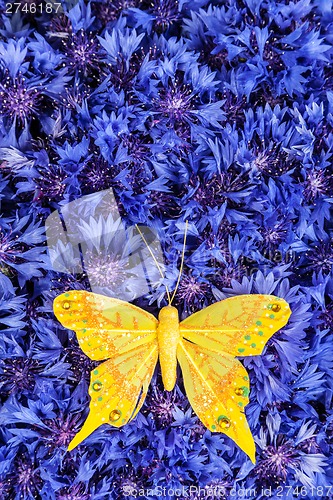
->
54, 291, 158, 360
177, 339, 255, 462
179, 295, 291, 356
67, 342, 158, 450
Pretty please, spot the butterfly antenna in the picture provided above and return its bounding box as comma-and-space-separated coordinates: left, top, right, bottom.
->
170, 220, 188, 305
135, 224, 172, 305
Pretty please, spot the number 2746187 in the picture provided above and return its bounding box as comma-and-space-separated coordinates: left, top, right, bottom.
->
5, 2, 61, 14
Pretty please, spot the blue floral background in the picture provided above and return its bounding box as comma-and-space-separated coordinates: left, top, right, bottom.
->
0, 0, 333, 498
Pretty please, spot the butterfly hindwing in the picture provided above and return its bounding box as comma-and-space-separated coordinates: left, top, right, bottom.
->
67, 341, 158, 450
179, 295, 291, 356
177, 339, 255, 463
54, 291, 158, 360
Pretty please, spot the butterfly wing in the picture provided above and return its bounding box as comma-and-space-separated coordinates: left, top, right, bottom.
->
54, 291, 158, 359
67, 341, 158, 450
178, 295, 291, 462
179, 295, 291, 356
177, 339, 255, 462
53, 291, 158, 450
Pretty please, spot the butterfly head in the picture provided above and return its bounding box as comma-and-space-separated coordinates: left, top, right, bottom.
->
158, 305, 179, 322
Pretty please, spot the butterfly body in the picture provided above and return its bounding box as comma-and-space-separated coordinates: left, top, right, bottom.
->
157, 305, 180, 392
54, 291, 291, 462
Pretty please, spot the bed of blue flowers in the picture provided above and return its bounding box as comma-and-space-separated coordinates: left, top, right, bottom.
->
1, 0, 333, 498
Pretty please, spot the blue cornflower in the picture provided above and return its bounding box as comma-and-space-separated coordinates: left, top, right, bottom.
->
0, 215, 47, 286
0, 74, 42, 126
4, 452, 43, 499
0, 38, 27, 79
61, 29, 100, 76
131, 0, 182, 34
254, 413, 327, 489
145, 379, 187, 426
0, 276, 26, 337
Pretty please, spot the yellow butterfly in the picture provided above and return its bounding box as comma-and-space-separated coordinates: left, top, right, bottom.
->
54, 280, 291, 462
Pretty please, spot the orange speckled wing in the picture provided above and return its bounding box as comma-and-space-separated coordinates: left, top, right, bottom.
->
54, 291, 158, 359
179, 295, 291, 357
53, 290, 159, 450
177, 340, 255, 462
67, 341, 158, 451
